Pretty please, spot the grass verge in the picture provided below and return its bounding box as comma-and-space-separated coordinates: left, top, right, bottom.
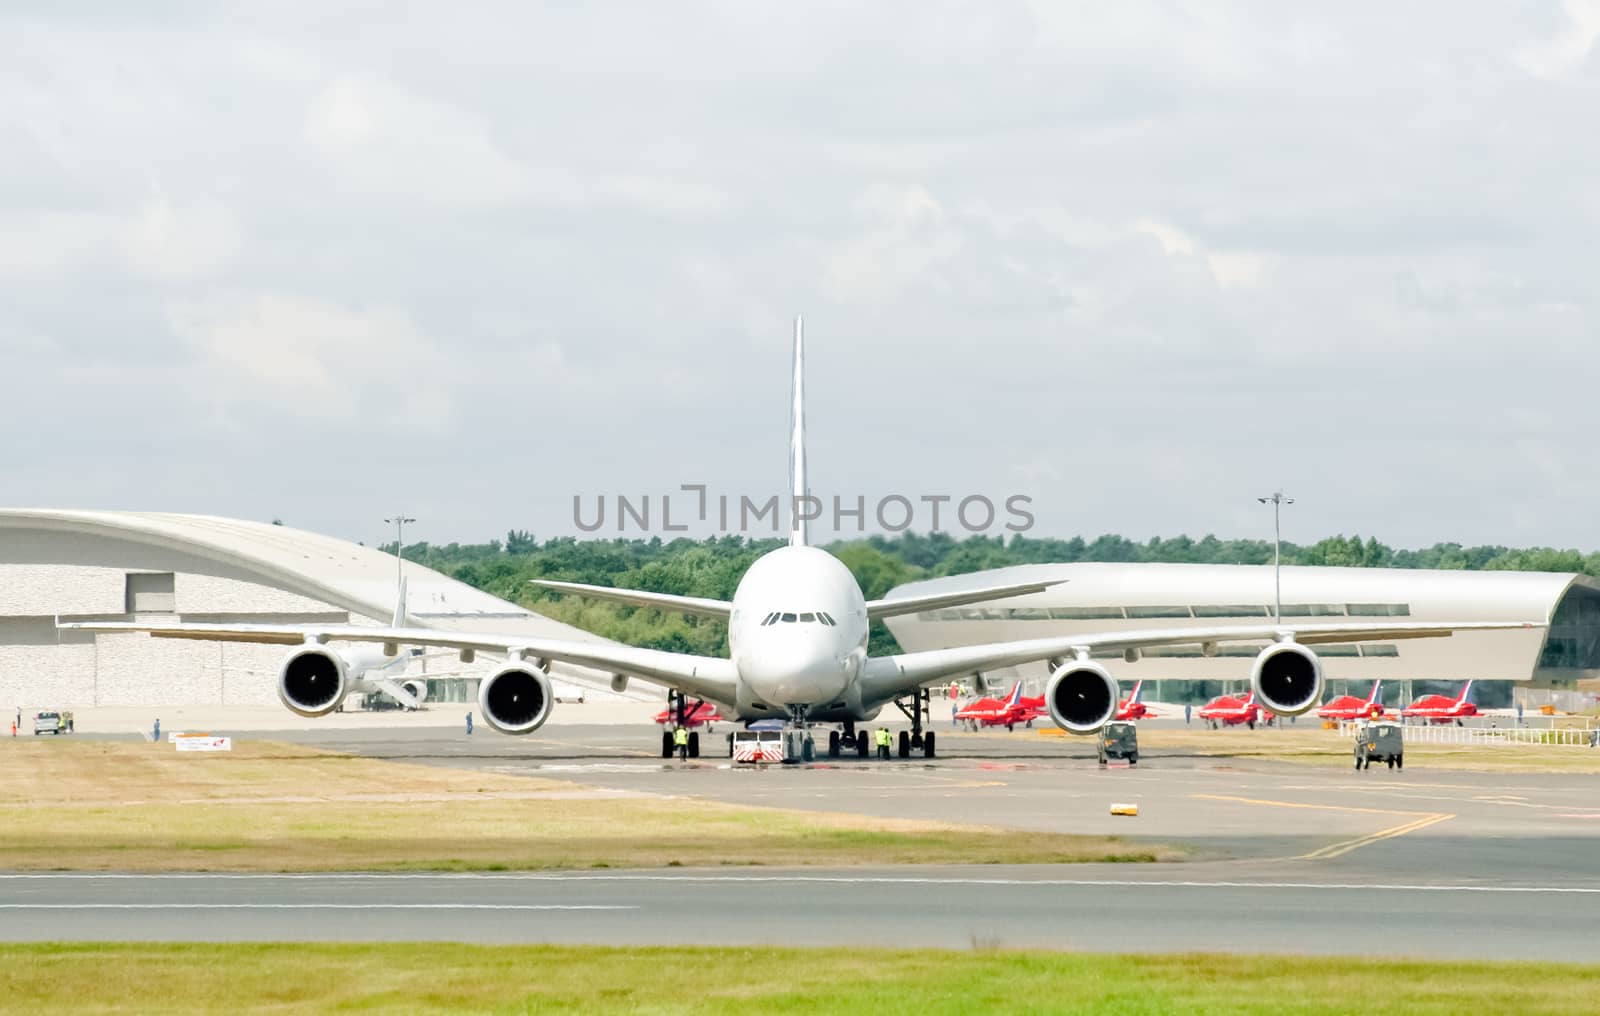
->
3, 944, 1598, 1015
0, 741, 1172, 871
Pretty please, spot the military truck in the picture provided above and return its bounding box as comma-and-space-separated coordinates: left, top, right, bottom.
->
1098, 721, 1139, 765
1355, 720, 1403, 770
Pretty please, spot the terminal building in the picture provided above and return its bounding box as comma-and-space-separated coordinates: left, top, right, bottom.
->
0, 509, 615, 709
883, 562, 1600, 706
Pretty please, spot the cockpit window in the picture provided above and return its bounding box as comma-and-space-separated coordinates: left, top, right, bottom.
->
761, 612, 778, 625
780, 613, 797, 623
799, 612, 815, 622
819, 612, 835, 626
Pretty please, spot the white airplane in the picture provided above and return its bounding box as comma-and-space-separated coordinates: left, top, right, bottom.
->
60, 319, 1542, 760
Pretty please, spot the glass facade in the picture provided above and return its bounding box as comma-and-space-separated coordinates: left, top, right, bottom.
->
915, 603, 1411, 623
1538, 584, 1600, 672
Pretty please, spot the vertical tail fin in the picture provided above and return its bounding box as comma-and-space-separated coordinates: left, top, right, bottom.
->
1007, 682, 1022, 707
789, 315, 808, 547
391, 577, 408, 628
1130, 680, 1143, 704
1458, 680, 1474, 705
1367, 680, 1382, 706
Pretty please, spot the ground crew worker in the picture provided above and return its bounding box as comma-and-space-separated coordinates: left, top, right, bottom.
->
465, 711, 474, 735
674, 724, 690, 760
877, 726, 891, 760
153, 718, 160, 742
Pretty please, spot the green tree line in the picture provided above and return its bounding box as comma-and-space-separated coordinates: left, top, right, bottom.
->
379, 531, 1600, 657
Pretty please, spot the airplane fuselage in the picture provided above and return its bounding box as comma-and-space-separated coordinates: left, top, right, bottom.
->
726, 545, 870, 721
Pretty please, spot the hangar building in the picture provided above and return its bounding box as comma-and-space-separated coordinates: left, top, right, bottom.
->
882, 562, 1599, 701
0, 509, 613, 709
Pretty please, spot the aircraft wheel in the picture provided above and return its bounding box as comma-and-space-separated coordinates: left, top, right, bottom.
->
910, 731, 923, 750
1006, 723, 1014, 733
688, 732, 700, 759
923, 731, 936, 758
897, 731, 910, 758
1026, 719, 1033, 728
828, 730, 841, 758
661, 731, 674, 759
857, 734, 870, 759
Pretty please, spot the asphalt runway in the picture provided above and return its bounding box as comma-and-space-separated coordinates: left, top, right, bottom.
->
37, 721, 1600, 957
5, 867, 1598, 958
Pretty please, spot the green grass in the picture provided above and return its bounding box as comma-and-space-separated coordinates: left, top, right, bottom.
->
2, 944, 1597, 1014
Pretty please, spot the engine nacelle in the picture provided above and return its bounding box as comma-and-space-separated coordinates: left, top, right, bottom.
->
478, 665, 554, 735
401, 679, 429, 706
1250, 641, 1323, 716
1045, 661, 1120, 734
278, 646, 349, 717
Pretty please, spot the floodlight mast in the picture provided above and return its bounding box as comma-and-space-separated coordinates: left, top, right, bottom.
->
1257, 492, 1293, 623
384, 514, 416, 599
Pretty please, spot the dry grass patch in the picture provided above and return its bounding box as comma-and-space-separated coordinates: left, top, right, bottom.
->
0, 740, 1173, 871
3, 944, 1598, 1015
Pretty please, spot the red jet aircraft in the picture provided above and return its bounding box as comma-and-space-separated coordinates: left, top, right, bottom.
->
654, 699, 723, 729
1316, 680, 1387, 721
1198, 690, 1263, 729
955, 683, 1041, 730
1114, 680, 1157, 721
1402, 681, 1480, 725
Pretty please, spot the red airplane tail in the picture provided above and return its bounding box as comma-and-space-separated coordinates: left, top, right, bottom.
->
1457, 680, 1474, 705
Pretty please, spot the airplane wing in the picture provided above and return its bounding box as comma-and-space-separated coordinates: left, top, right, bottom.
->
531, 580, 732, 620
865, 580, 1061, 621
56, 620, 740, 705
857, 620, 1541, 703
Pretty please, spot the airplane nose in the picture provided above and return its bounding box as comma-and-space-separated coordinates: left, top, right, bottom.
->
745, 641, 849, 705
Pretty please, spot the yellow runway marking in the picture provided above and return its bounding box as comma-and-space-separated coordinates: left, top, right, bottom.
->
1190, 794, 1454, 860
1300, 812, 1455, 860
1192, 793, 1421, 817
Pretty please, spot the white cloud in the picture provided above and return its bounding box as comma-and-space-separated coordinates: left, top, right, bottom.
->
0, 198, 239, 282
167, 292, 454, 431
304, 73, 533, 207
1514, 0, 1600, 78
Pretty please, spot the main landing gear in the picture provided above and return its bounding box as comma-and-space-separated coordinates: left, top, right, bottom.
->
660, 690, 701, 760
892, 688, 937, 759
827, 721, 869, 759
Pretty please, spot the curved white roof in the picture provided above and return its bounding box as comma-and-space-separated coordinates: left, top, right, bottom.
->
885, 561, 1580, 624
0, 509, 602, 644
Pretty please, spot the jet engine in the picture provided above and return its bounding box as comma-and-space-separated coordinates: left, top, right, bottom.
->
1250, 642, 1323, 716
278, 645, 349, 717
401, 679, 429, 707
1045, 660, 1120, 734
478, 664, 554, 735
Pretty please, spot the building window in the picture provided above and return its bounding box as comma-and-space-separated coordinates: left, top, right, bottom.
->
1049, 607, 1126, 620
1278, 604, 1347, 617
1360, 644, 1400, 658
1126, 605, 1193, 619
1192, 605, 1270, 618
125, 573, 176, 614
1346, 603, 1411, 617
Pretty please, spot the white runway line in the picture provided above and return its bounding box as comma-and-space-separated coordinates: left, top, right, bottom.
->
0, 904, 635, 911
4, 873, 1599, 894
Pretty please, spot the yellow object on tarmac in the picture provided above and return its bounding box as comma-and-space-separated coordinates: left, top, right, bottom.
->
1110, 803, 1140, 816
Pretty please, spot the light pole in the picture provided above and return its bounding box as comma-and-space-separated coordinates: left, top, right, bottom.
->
1257, 492, 1293, 623
384, 514, 416, 595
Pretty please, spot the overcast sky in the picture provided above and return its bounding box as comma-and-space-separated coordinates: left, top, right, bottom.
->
3, 2, 1598, 552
